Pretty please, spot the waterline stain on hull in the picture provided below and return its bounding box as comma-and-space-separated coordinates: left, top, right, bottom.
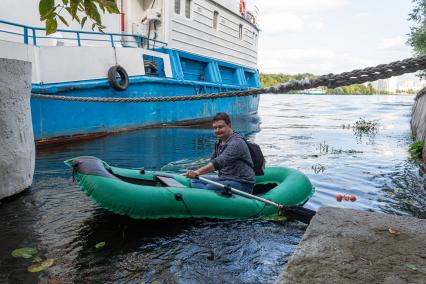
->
34, 113, 259, 146
31, 85, 260, 143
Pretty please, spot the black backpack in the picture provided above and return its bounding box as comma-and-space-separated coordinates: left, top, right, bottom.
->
243, 138, 266, 176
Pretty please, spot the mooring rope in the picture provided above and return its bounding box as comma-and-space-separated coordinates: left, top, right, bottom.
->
31, 56, 426, 103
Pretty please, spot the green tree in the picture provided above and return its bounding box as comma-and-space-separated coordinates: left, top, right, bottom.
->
260, 73, 392, 95
408, 0, 426, 78
261, 73, 389, 94
39, 0, 120, 35
260, 73, 317, 88
408, 0, 426, 55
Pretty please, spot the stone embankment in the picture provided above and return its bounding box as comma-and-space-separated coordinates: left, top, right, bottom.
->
411, 90, 426, 160
277, 207, 426, 284
0, 58, 35, 200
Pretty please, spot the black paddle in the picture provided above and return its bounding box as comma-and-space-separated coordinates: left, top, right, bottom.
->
196, 176, 316, 224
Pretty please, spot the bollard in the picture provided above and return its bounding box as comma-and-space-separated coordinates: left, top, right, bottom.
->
0, 58, 35, 200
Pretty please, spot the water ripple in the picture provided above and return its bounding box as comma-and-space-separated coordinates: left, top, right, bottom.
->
0, 95, 424, 283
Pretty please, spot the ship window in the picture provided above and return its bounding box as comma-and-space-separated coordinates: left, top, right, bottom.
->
175, 0, 181, 14
239, 24, 243, 39
185, 0, 191, 18
213, 11, 219, 30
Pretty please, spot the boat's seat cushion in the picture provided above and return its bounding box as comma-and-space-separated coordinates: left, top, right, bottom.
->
156, 175, 186, 188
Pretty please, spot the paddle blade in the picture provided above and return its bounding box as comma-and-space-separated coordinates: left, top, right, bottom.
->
284, 206, 316, 224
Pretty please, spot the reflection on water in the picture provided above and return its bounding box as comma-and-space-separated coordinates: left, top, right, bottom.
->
0, 95, 425, 283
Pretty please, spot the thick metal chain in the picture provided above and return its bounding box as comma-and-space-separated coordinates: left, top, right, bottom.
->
32, 56, 426, 103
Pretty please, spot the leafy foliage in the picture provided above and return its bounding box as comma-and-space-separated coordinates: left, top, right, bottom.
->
327, 83, 383, 95
27, 259, 55, 273
260, 73, 317, 88
260, 73, 388, 94
409, 140, 424, 159
11, 247, 38, 259
408, 0, 426, 54
39, 0, 120, 35
95, 241, 106, 248
408, 0, 426, 76
10, 247, 55, 273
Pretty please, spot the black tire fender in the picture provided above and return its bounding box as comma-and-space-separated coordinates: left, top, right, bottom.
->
107, 65, 129, 91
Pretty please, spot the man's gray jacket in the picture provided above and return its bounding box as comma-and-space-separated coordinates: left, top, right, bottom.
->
210, 133, 256, 184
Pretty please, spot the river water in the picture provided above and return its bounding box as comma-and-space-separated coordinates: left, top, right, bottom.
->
0, 95, 425, 283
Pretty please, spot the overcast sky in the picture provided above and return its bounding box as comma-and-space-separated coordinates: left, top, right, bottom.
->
250, 0, 415, 75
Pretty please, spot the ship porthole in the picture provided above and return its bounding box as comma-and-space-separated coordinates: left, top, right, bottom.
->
108, 65, 129, 91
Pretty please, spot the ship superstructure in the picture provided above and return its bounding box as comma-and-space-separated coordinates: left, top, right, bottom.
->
0, 0, 260, 144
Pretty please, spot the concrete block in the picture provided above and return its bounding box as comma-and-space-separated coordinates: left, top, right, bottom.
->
0, 58, 35, 200
277, 208, 426, 284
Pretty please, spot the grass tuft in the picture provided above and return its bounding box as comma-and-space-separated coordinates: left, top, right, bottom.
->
409, 140, 424, 159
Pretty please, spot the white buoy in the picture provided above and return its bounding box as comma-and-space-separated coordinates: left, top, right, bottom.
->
0, 58, 35, 200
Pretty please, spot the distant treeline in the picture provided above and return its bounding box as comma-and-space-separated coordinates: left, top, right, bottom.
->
260, 73, 391, 95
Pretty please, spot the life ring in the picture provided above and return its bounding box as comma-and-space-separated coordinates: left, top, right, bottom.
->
107, 65, 129, 91
239, 0, 246, 15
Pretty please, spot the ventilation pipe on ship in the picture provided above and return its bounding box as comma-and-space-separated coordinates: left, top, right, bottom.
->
140, 0, 162, 48
120, 0, 127, 44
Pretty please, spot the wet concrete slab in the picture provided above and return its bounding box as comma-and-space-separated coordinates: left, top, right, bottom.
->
277, 207, 426, 284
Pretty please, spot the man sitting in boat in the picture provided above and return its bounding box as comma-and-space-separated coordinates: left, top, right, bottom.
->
185, 112, 256, 193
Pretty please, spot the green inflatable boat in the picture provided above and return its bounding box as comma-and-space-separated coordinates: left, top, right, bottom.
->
65, 156, 315, 219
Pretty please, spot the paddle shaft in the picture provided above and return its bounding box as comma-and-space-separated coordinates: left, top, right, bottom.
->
197, 176, 284, 209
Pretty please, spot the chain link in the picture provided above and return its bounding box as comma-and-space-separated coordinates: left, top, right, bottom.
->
32, 56, 426, 103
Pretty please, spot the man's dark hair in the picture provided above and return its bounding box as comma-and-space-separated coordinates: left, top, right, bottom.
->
212, 112, 231, 125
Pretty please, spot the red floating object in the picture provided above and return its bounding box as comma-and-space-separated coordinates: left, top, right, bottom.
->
350, 195, 357, 202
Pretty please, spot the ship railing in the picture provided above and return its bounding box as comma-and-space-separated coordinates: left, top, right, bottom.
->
0, 19, 166, 49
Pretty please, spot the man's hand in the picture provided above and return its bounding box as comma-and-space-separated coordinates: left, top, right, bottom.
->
185, 163, 215, 179
185, 170, 199, 179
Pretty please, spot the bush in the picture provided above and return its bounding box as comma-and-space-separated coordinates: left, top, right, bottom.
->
409, 140, 424, 159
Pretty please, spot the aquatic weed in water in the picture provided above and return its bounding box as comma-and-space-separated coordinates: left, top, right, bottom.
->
317, 141, 363, 156
352, 118, 379, 134
319, 141, 329, 154
10, 247, 55, 273
312, 163, 325, 174
352, 118, 379, 144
